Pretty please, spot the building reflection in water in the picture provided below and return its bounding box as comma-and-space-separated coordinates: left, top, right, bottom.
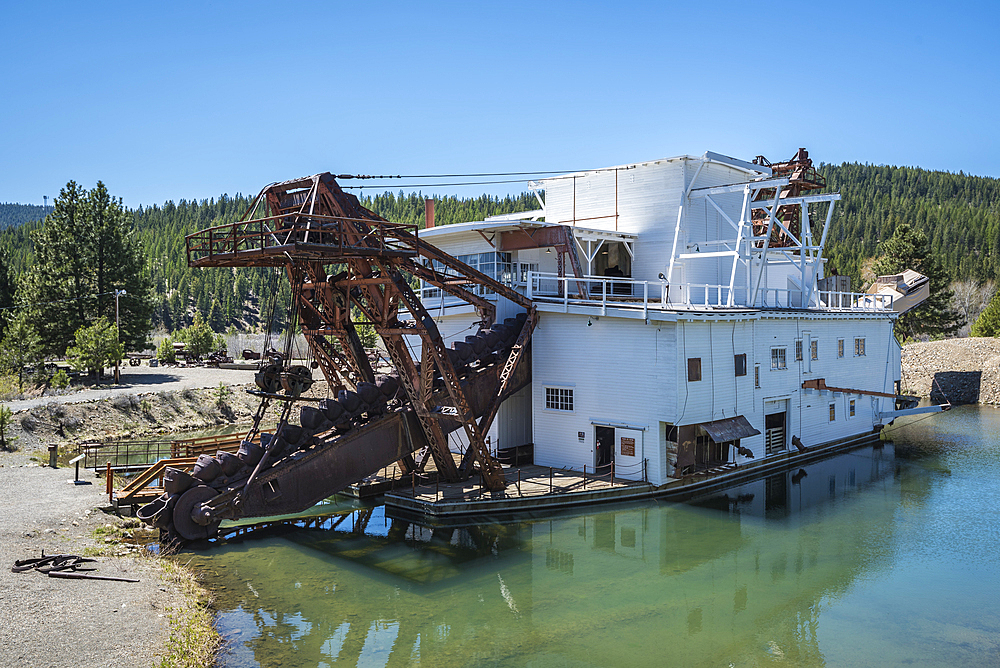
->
195, 444, 914, 668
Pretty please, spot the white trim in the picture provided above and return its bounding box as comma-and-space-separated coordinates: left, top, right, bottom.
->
589, 419, 648, 431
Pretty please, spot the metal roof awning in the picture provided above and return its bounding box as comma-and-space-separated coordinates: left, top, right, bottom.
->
700, 416, 761, 442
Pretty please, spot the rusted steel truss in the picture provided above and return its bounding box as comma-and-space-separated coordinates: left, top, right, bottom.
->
185, 172, 535, 491
750, 148, 827, 248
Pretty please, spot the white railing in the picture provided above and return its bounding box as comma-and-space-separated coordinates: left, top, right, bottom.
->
525, 272, 895, 314
527, 272, 664, 317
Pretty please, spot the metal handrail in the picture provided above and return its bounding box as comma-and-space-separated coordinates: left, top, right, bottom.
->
527, 272, 895, 313
186, 214, 419, 264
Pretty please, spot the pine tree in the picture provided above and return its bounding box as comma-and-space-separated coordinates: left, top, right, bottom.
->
0, 311, 42, 392
23, 182, 154, 355
870, 224, 963, 339
971, 291, 1000, 337
66, 317, 123, 384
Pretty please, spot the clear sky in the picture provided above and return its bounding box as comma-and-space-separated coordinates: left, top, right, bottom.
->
2, 1, 997, 208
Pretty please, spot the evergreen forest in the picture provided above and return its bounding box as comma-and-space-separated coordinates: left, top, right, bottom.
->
1, 162, 998, 346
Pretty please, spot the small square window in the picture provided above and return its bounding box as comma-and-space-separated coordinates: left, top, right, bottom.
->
734, 353, 747, 377
849, 399, 856, 417
855, 337, 866, 356
838, 338, 845, 358
810, 340, 818, 360
771, 348, 787, 370
795, 340, 803, 362
829, 403, 836, 421
688, 357, 702, 382
545, 387, 574, 411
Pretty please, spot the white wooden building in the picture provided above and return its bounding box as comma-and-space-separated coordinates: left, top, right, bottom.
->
412, 151, 915, 487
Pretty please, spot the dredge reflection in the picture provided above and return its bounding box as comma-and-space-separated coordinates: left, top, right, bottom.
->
195, 443, 919, 668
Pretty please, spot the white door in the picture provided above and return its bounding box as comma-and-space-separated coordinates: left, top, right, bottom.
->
616, 428, 645, 481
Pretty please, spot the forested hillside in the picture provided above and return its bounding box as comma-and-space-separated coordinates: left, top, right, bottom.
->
0, 190, 539, 336
2, 165, 997, 338
820, 163, 1000, 286
0, 203, 51, 231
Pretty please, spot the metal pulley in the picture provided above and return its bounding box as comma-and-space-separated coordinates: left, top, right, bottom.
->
280, 365, 314, 397
254, 363, 283, 394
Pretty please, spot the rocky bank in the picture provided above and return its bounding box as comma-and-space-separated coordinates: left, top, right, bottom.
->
901, 338, 1000, 405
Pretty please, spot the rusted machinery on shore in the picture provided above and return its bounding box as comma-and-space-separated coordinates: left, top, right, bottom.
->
137, 173, 535, 543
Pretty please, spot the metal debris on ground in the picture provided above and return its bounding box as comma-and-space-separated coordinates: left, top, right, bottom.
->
11, 550, 139, 582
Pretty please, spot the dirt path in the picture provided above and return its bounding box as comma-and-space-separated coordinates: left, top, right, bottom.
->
0, 449, 190, 668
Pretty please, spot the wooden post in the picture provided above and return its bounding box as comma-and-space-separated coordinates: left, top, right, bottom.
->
583, 465, 587, 489
106, 462, 112, 503
549, 467, 553, 494
517, 468, 521, 496
436, 476, 439, 502
611, 461, 615, 486
411, 473, 416, 499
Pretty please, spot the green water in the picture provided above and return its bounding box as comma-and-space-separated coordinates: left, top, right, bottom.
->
185, 406, 1000, 667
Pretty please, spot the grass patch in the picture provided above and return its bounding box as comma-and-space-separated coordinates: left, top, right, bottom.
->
155, 559, 221, 668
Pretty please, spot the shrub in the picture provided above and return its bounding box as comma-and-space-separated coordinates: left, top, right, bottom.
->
214, 382, 231, 408
157, 337, 177, 364
50, 368, 70, 389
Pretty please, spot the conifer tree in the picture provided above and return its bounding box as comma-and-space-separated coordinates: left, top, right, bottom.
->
870, 224, 963, 339
971, 291, 1000, 337
23, 181, 154, 355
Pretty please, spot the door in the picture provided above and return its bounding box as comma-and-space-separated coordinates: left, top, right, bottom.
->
595, 426, 615, 470
764, 399, 788, 455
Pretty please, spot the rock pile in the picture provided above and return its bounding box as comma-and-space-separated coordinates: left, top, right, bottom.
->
902, 338, 1000, 404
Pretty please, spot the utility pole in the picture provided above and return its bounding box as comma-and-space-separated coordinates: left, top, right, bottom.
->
114, 289, 126, 384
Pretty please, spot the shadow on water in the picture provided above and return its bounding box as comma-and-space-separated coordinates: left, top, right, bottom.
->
182, 407, 1000, 668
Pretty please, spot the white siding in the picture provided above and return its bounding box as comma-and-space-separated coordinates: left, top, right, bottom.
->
532, 313, 677, 484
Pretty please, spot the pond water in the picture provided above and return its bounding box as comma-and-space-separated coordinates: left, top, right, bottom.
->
184, 406, 1000, 667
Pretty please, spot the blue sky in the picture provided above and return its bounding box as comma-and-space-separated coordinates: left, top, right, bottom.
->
2, 1, 997, 208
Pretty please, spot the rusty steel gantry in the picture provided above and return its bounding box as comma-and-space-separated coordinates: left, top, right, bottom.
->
186, 173, 536, 492
750, 148, 827, 248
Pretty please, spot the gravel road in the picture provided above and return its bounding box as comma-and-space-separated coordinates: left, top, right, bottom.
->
0, 450, 187, 668
5, 364, 257, 414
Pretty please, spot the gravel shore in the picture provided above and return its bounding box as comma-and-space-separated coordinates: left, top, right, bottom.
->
902, 338, 1000, 404
0, 449, 191, 668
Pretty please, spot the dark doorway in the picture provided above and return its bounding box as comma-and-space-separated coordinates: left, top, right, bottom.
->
765, 412, 786, 454
595, 426, 615, 470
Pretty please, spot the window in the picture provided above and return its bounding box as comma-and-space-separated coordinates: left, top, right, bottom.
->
734, 354, 747, 377
849, 399, 856, 417
855, 337, 866, 356
771, 348, 787, 370
810, 340, 818, 360
424, 252, 514, 297
545, 387, 574, 411
829, 403, 836, 421
518, 262, 539, 284
754, 364, 760, 388
838, 338, 845, 358
687, 357, 702, 382
795, 339, 803, 362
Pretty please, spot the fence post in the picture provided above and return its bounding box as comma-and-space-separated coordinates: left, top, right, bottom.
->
517, 468, 521, 497
549, 467, 553, 494
436, 476, 439, 502
611, 461, 615, 486
106, 462, 112, 503
583, 465, 587, 489
412, 472, 416, 499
